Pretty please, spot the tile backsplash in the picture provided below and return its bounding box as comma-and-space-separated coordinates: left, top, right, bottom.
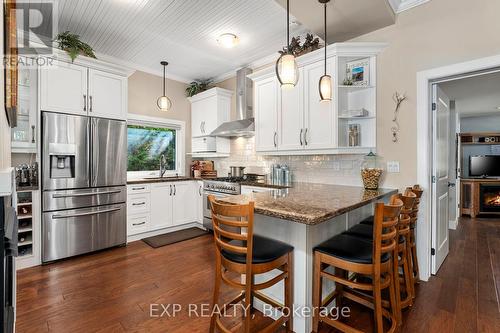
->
211, 137, 365, 186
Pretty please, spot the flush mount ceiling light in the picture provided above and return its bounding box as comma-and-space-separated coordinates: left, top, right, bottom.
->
157, 61, 172, 112
217, 33, 240, 48
275, 0, 299, 89
318, 0, 332, 102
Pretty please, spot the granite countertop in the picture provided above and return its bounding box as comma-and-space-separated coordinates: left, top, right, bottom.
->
127, 176, 196, 184
239, 181, 291, 189
218, 183, 398, 225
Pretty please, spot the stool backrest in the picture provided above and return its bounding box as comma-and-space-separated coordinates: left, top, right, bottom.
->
406, 185, 423, 226
208, 195, 255, 266
373, 194, 403, 266
399, 190, 417, 234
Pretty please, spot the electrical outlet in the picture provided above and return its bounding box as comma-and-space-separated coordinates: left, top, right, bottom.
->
387, 161, 400, 173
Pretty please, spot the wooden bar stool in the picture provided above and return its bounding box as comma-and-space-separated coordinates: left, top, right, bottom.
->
208, 195, 294, 333
406, 185, 423, 290
342, 190, 417, 324
312, 194, 403, 333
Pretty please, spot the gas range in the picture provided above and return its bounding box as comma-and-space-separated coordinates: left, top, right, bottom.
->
203, 177, 244, 195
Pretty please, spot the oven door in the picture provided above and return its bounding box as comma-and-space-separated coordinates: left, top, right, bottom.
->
203, 191, 232, 230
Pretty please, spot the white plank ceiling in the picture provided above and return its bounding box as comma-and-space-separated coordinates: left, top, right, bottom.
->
31, 0, 309, 82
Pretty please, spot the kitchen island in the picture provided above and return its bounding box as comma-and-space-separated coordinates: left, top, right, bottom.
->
219, 183, 397, 333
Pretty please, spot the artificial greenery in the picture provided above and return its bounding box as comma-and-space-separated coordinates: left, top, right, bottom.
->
185, 79, 212, 97
55, 31, 97, 62
279, 33, 320, 57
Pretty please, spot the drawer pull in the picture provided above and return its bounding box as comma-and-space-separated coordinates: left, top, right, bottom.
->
132, 222, 146, 226
132, 202, 146, 206
131, 187, 146, 191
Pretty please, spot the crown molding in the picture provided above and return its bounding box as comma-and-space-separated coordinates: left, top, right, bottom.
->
387, 0, 430, 13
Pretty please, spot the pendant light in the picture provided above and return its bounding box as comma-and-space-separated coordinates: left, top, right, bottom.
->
318, 0, 332, 101
157, 61, 172, 111
275, 0, 299, 89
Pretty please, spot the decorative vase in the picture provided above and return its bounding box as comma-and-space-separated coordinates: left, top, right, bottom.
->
361, 152, 384, 190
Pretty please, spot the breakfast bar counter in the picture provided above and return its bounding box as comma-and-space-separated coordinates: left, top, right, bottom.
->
218, 183, 397, 333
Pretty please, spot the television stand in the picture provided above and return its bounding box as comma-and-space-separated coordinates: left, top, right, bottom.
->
460, 178, 500, 218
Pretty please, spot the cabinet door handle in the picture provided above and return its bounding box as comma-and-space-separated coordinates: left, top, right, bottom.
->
89, 96, 93, 112
170, 185, 172, 196
132, 222, 146, 226
299, 129, 303, 146
202, 121, 206, 134
83, 94, 87, 111
273, 132, 277, 148
131, 187, 145, 191
31, 125, 35, 143
304, 128, 308, 146
199, 186, 202, 196
132, 202, 145, 206
200, 122, 203, 133
174, 185, 176, 196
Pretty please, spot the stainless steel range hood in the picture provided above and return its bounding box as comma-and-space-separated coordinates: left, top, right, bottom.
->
210, 68, 254, 137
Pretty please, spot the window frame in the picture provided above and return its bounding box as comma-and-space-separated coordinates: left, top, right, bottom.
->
126, 114, 185, 179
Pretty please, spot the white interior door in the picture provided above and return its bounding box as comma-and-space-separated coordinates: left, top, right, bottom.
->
431, 84, 450, 274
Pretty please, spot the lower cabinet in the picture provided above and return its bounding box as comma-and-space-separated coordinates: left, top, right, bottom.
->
127, 181, 201, 237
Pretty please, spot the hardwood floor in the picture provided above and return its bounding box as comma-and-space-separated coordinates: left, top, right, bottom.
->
16, 217, 500, 332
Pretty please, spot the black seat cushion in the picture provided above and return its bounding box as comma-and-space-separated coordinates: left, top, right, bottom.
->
314, 234, 390, 264
345, 224, 406, 244
360, 216, 374, 225
343, 224, 373, 239
221, 235, 293, 264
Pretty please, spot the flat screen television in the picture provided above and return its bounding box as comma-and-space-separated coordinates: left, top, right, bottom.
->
469, 155, 500, 177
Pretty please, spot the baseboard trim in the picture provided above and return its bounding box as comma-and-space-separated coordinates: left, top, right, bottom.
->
449, 218, 458, 230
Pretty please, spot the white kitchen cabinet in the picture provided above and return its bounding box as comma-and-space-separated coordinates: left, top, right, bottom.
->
40, 59, 127, 120
249, 42, 384, 155
172, 182, 198, 225
150, 183, 174, 230
254, 77, 280, 152
189, 88, 232, 137
88, 69, 127, 120
127, 181, 202, 237
40, 60, 88, 116
279, 68, 304, 151
303, 59, 336, 150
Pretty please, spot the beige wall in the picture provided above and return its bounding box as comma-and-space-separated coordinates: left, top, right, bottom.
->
128, 71, 191, 175
349, 0, 500, 189
218, 0, 500, 189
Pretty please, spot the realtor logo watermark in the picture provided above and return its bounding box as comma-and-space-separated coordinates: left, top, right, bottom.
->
4, 0, 57, 68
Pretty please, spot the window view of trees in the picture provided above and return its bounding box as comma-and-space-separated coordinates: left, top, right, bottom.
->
127, 125, 176, 172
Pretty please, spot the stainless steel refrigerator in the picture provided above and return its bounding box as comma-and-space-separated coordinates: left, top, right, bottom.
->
41, 112, 127, 262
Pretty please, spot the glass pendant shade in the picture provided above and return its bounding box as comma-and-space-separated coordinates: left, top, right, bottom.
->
157, 61, 172, 112
157, 95, 172, 111
276, 53, 299, 89
319, 74, 332, 101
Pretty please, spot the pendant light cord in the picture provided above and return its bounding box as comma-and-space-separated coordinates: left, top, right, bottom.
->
287, 0, 290, 51
163, 64, 166, 95
324, 2, 327, 75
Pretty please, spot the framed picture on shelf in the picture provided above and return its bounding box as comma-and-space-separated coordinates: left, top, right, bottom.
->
346, 58, 370, 86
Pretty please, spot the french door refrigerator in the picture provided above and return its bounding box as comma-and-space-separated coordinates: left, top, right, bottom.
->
41, 112, 127, 262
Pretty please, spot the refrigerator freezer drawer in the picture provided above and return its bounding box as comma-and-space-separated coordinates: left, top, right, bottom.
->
43, 186, 126, 212
42, 203, 126, 262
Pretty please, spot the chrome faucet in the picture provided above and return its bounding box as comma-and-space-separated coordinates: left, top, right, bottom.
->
159, 154, 167, 177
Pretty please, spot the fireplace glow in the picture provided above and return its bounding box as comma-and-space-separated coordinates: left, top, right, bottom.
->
485, 194, 500, 206
480, 185, 500, 212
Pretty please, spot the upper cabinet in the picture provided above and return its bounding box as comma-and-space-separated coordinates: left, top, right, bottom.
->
189, 88, 232, 137
40, 59, 128, 120
12, 59, 38, 153
188, 88, 232, 157
249, 42, 385, 155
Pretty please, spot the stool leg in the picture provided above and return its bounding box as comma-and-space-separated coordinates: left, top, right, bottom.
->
388, 269, 399, 330
210, 256, 222, 333
392, 247, 402, 325
285, 251, 294, 333
410, 231, 420, 287
312, 252, 322, 333
244, 271, 253, 333
373, 274, 384, 333
404, 236, 415, 302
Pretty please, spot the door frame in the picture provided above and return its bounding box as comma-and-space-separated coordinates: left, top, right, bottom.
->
416, 54, 500, 281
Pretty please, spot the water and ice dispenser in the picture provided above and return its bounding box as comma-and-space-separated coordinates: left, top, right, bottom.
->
48, 143, 76, 179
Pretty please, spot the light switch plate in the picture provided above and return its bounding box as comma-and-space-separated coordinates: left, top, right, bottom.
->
387, 161, 400, 173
